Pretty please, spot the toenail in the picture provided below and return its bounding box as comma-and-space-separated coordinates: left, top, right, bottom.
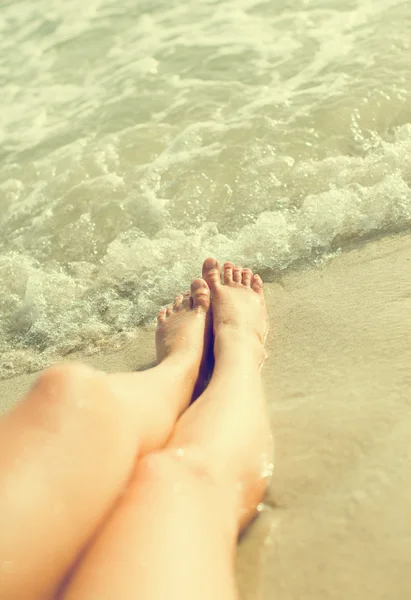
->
204, 257, 218, 269
191, 278, 208, 290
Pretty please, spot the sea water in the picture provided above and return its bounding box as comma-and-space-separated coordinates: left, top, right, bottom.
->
1, 0, 411, 378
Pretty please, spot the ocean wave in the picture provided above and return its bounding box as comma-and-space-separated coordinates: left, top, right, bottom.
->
1, 0, 411, 377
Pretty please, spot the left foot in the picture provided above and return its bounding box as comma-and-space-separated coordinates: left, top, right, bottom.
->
156, 278, 212, 397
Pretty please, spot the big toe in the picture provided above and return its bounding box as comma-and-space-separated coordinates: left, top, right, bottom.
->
191, 278, 210, 312
202, 257, 221, 293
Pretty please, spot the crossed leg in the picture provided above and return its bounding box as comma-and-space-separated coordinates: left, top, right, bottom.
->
0, 279, 211, 600
61, 258, 273, 600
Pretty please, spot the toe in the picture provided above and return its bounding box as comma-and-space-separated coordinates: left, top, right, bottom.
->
183, 290, 192, 310
251, 274, 264, 294
157, 308, 167, 323
233, 266, 242, 283
202, 257, 221, 292
174, 294, 184, 311
166, 305, 174, 317
191, 278, 210, 312
223, 262, 234, 285
242, 268, 252, 287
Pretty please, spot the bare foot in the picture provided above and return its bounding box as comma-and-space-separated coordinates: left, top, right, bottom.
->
166, 258, 272, 531
156, 278, 213, 399
202, 258, 272, 528
202, 258, 268, 367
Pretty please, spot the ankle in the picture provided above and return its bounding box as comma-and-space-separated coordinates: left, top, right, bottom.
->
158, 351, 200, 378
153, 356, 199, 409
213, 328, 267, 369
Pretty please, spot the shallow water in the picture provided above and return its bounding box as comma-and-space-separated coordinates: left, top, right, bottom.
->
1, 0, 411, 377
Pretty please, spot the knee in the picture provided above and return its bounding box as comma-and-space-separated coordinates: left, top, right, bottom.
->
25, 362, 131, 442
131, 452, 237, 538
134, 450, 217, 489
134, 452, 181, 485
29, 363, 114, 422
32, 362, 102, 400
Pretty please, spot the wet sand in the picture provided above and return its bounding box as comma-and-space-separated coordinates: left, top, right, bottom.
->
1, 233, 411, 599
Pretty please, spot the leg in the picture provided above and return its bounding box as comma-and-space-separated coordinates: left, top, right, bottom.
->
62, 452, 239, 600
61, 259, 272, 599
0, 280, 211, 600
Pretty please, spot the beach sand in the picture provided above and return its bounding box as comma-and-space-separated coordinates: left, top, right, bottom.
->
1, 233, 411, 599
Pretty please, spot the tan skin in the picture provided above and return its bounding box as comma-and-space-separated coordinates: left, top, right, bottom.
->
0, 258, 272, 600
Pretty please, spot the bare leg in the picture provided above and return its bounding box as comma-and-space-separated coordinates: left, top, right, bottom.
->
62, 259, 272, 600
0, 280, 211, 600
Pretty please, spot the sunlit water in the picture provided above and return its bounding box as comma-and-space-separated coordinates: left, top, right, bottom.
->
1, 0, 411, 378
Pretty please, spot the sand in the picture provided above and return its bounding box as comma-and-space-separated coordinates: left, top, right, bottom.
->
1, 233, 411, 599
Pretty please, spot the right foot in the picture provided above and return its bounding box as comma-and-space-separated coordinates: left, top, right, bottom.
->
166, 258, 272, 532
202, 258, 268, 368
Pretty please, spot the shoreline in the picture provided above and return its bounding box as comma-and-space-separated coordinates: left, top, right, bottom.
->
1, 232, 411, 599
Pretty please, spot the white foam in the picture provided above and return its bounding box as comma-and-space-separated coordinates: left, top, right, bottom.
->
1, 0, 411, 377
